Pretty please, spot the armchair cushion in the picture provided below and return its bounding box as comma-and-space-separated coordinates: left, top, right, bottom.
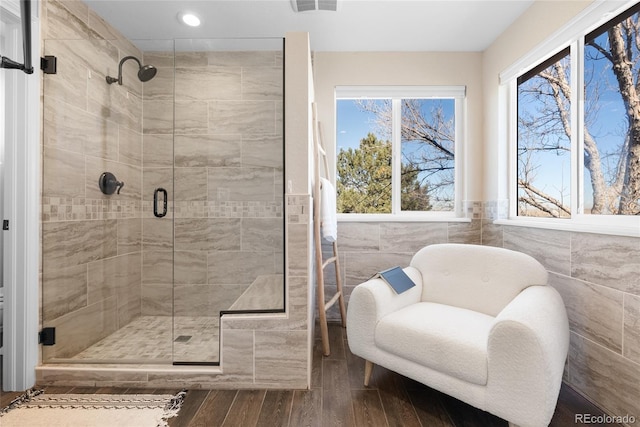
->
376, 302, 494, 385
411, 243, 548, 316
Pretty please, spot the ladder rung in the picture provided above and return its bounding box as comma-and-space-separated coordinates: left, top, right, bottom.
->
324, 292, 342, 311
321, 256, 337, 270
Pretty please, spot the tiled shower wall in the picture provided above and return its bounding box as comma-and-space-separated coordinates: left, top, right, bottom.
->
40, 0, 286, 362
140, 49, 284, 319
40, 0, 144, 360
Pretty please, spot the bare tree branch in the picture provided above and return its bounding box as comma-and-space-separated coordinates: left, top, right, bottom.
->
518, 178, 571, 216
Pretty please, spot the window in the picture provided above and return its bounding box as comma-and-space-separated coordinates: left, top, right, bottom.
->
517, 48, 571, 218
335, 86, 465, 217
510, 1, 640, 227
584, 8, 640, 216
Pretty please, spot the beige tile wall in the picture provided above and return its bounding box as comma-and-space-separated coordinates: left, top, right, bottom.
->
36, 193, 311, 388
485, 212, 640, 423
41, 0, 144, 360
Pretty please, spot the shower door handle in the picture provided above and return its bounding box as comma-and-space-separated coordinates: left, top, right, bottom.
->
154, 188, 168, 218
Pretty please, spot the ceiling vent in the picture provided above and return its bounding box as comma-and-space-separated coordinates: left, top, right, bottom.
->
291, 0, 338, 12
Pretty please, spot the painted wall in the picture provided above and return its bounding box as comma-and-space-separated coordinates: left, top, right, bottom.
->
314, 51, 483, 201
313, 51, 485, 319
482, 0, 592, 201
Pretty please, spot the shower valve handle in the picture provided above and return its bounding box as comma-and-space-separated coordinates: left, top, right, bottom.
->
99, 172, 124, 195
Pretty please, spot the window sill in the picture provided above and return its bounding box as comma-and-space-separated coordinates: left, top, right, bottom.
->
494, 218, 640, 238
337, 214, 471, 223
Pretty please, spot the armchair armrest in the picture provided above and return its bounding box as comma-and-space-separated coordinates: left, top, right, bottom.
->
346, 266, 423, 359
486, 285, 569, 426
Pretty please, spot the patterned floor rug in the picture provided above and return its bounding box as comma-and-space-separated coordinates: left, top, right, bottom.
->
0, 389, 186, 427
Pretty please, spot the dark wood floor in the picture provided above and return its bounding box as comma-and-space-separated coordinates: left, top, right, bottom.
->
1, 323, 616, 426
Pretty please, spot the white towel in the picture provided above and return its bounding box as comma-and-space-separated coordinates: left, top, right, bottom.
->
319, 177, 338, 242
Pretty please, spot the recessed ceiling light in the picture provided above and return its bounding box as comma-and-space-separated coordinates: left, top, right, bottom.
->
179, 12, 201, 27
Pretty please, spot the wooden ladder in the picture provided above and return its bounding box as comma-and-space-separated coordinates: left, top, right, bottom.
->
312, 102, 347, 357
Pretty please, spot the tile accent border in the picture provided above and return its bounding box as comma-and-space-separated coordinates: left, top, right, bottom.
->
42, 198, 141, 222
482, 199, 509, 220
172, 201, 283, 219
42, 198, 284, 222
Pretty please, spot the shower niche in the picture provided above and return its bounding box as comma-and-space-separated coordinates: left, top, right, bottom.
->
41, 35, 284, 366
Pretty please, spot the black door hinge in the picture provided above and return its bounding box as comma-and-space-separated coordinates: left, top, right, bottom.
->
39, 327, 56, 346
40, 55, 57, 74
2, 220, 8, 231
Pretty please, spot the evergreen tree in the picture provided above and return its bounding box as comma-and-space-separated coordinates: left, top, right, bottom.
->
401, 163, 432, 211
337, 133, 431, 213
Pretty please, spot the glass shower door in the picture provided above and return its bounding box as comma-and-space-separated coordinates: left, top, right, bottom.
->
170, 38, 285, 364
138, 42, 176, 363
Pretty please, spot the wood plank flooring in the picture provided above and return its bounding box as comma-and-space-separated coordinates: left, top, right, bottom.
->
0, 323, 618, 426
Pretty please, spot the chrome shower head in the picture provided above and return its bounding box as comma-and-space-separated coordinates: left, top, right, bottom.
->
106, 56, 157, 85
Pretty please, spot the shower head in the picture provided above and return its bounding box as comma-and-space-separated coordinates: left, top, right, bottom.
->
106, 56, 156, 85
138, 64, 157, 82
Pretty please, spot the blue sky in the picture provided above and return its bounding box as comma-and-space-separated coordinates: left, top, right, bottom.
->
336, 100, 385, 152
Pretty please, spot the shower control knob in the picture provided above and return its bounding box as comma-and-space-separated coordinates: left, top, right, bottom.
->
99, 172, 125, 195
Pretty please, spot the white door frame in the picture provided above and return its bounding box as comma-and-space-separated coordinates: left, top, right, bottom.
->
1, 0, 40, 392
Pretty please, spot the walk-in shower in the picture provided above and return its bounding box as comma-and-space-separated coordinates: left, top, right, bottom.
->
41, 33, 285, 366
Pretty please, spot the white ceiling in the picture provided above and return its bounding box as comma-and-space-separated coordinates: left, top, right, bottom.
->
84, 0, 534, 52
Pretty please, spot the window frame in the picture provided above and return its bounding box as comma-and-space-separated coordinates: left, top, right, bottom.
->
500, 0, 640, 237
335, 85, 467, 221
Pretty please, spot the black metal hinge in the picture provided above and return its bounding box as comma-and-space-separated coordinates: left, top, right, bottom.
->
40, 55, 57, 74
39, 327, 56, 346
2, 220, 8, 231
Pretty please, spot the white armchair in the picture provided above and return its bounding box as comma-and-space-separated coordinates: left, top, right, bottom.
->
346, 243, 569, 427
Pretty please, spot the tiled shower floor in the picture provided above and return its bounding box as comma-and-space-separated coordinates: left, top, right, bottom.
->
64, 276, 283, 364
70, 316, 220, 364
